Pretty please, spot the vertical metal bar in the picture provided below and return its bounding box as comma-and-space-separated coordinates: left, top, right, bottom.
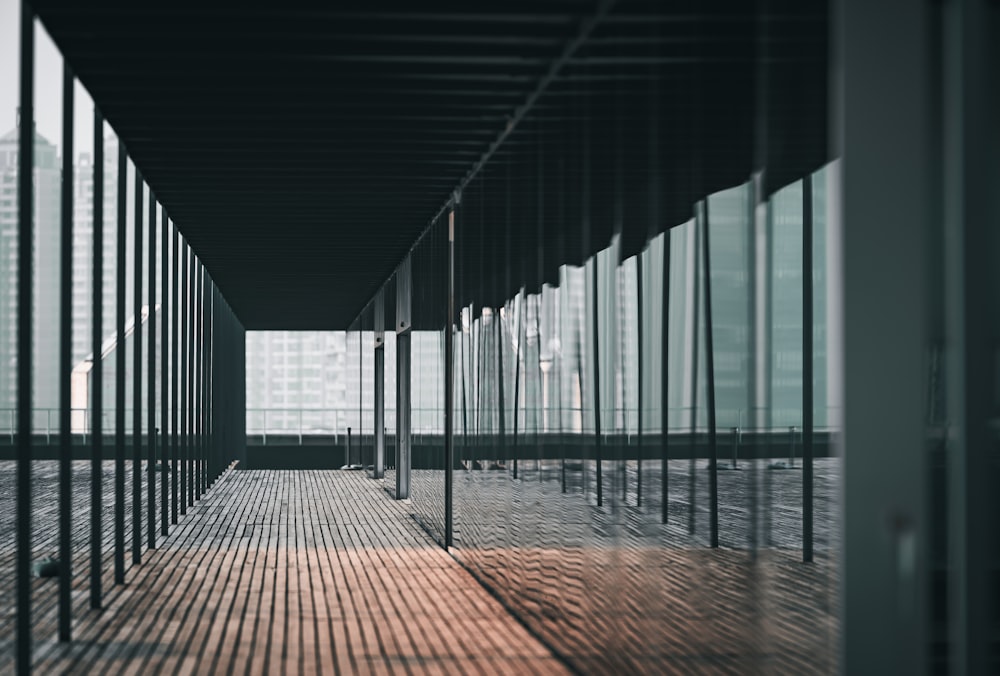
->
943, 5, 1000, 672
171, 226, 179, 524
207, 281, 214, 484
374, 345, 384, 478
445, 211, 455, 548
396, 332, 411, 499
58, 60, 74, 643
16, 6, 34, 671
147, 191, 156, 550
90, 106, 104, 609
496, 308, 506, 478
132, 170, 143, 565
592, 260, 603, 507
160, 205, 168, 536
192, 264, 199, 499
196, 263, 207, 500
199, 267, 205, 495
703, 200, 719, 548
512, 295, 522, 480
115, 138, 126, 584
204, 279, 211, 484
661, 229, 671, 523
688, 208, 701, 536
179, 244, 187, 513
636, 254, 643, 507
187, 250, 195, 507
802, 175, 814, 562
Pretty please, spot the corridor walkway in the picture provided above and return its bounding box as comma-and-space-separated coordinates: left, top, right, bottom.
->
27, 468, 568, 675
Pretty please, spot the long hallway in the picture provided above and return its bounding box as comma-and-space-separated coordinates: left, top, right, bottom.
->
28, 468, 567, 675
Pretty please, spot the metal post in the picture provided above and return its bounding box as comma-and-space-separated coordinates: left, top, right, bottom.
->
374, 344, 384, 478
147, 189, 156, 550
373, 289, 385, 479
206, 279, 213, 484
16, 6, 34, 671
688, 208, 701, 536
802, 175, 814, 563
179, 242, 187, 515
90, 106, 104, 609
496, 308, 506, 481
115, 137, 126, 584
184, 245, 198, 507
194, 264, 201, 498
636, 253, 643, 507
840, 1, 934, 669
396, 333, 411, 499
445, 211, 455, 548
702, 199, 719, 548
512, 295, 522, 480
58, 61, 74, 643
661, 228, 671, 523
171, 226, 179, 523
160, 205, 168, 536
132, 170, 143, 565
591, 263, 602, 507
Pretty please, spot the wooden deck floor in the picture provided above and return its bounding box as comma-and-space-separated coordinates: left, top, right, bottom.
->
17, 468, 569, 675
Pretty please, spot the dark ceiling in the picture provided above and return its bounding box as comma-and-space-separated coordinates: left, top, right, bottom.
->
32, 0, 828, 330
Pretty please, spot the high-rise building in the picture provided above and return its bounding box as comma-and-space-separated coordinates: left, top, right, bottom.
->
71, 142, 119, 367
0, 125, 61, 426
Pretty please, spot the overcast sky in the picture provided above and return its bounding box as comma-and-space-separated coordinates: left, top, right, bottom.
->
2, 0, 100, 159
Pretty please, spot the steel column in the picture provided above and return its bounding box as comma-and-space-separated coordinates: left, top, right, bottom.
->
160, 205, 168, 536
592, 260, 603, 507
90, 106, 104, 609
132, 170, 143, 565
171, 227, 179, 523
702, 199, 719, 548
396, 332, 411, 499
114, 139, 126, 584
445, 211, 455, 548
58, 61, 74, 643
179, 242, 187, 515
374, 289, 385, 479
147, 190, 156, 550
802, 175, 814, 562
661, 229, 670, 524
187, 250, 194, 507
636, 254, 643, 507
16, 6, 34, 671
688, 208, 701, 536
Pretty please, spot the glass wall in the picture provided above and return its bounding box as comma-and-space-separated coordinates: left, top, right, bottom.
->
352, 140, 840, 671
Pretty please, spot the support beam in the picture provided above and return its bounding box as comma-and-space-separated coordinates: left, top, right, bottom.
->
396, 332, 411, 499
58, 60, 74, 643
90, 106, 104, 610
171, 225, 179, 524
132, 170, 143, 565
802, 175, 814, 562
661, 229, 670, 524
702, 199, 719, 549
445, 210, 455, 548
941, 2, 1000, 673
839, 0, 932, 670
374, 289, 385, 479
115, 140, 126, 584
147, 189, 156, 550
16, 6, 34, 671
160, 205, 168, 536
591, 258, 602, 507
179, 241, 188, 515
636, 254, 643, 507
